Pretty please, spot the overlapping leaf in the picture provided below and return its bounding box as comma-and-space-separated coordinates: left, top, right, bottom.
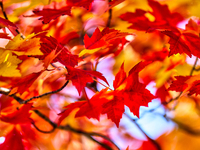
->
168, 75, 200, 96
161, 30, 191, 57
0, 127, 26, 150
161, 29, 200, 58
66, 0, 94, 10
2, 33, 43, 56
0, 33, 11, 40
0, 103, 32, 124
10, 72, 42, 94
0, 50, 22, 77
120, 0, 183, 32
80, 27, 131, 57
59, 61, 155, 127
65, 66, 108, 95
38, 36, 79, 67
0, 17, 18, 36
32, 6, 71, 24
32, 0, 94, 23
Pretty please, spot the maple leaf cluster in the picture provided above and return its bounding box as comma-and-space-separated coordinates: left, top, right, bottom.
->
1, 0, 200, 149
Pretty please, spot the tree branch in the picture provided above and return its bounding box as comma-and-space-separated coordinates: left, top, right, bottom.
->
154, 112, 200, 136
125, 113, 162, 150
23, 80, 69, 104
106, 0, 112, 27
0, 81, 69, 104
0, 1, 20, 35
33, 109, 117, 150
190, 57, 198, 76
32, 121, 56, 133
0, 85, 119, 150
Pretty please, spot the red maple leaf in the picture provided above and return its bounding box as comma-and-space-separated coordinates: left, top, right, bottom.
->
0, 17, 17, 28
188, 80, 200, 96
101, 93, 125, 127
168, 76, 191, 92
161, 30, 191, 57
120, 9, 152, 31
65, 66, 108, 95
121, 62, 155, 117
0, 17, 18, 36
148, 0, 183, 27
0, 32, 11, 40
84, 27, 131, 49
156, 84, 170, 103
0, 103, 32, 124
120, 0, 183, 32
58, 88, 108, 125
183, 32, 200, 58
142, 48, 169, 62
39, 36, 79, 67
32, 0, 94, 24
67, 0, 94, 10
59, 61, 155, 127
0, 127, 26, 150
84, 28, 106, 49
113, 62, 126, 89
139, 140, 157, 150
185, 19, 200, 34
10, 72, 42, 95
32, 6, 71, 24
83, 27, 131, 57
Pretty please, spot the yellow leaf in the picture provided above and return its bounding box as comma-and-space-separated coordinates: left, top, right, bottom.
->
5, 33, 43, 56
0, 50, 21, 77
79, 47, 107, 57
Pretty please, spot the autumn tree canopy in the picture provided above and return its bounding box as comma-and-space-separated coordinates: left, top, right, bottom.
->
1, 0, 200, 149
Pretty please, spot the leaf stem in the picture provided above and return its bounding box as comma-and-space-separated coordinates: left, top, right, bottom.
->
92, 78, 113, 91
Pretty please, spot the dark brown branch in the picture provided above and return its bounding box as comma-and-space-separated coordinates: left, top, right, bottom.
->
33, 110, 116, 150
0, 87, 118, 150
190, 57, 198, 76
90, 132, 120, 150
125, 113, 162, 150
162, 57, 199, 106
0, 1, 8, 20
23, 80, 69, 104
0, 81, 69, 104
0, 87, 24, 104
171, 118, 200, 136
58, 125, 114, 150
106, 0, 112, 27
0, 1, 20, 35
33, 109, 57, 128
155, 113, 200, 136
32, 121, 56, 133
162, 92, 182, 105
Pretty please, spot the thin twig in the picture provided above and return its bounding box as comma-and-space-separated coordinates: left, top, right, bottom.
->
33, 110, 116, 150
58, 125, 115, 150
32, 121, 56, 133
155, 113, 200, 136
162, 57, 199, 105
24, 80, 69, 103
0, 88, 118, 150
190, 57, 198, 76
0, 1, 20, 35
125, 113, 162, 150
106, 0, 112, 27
